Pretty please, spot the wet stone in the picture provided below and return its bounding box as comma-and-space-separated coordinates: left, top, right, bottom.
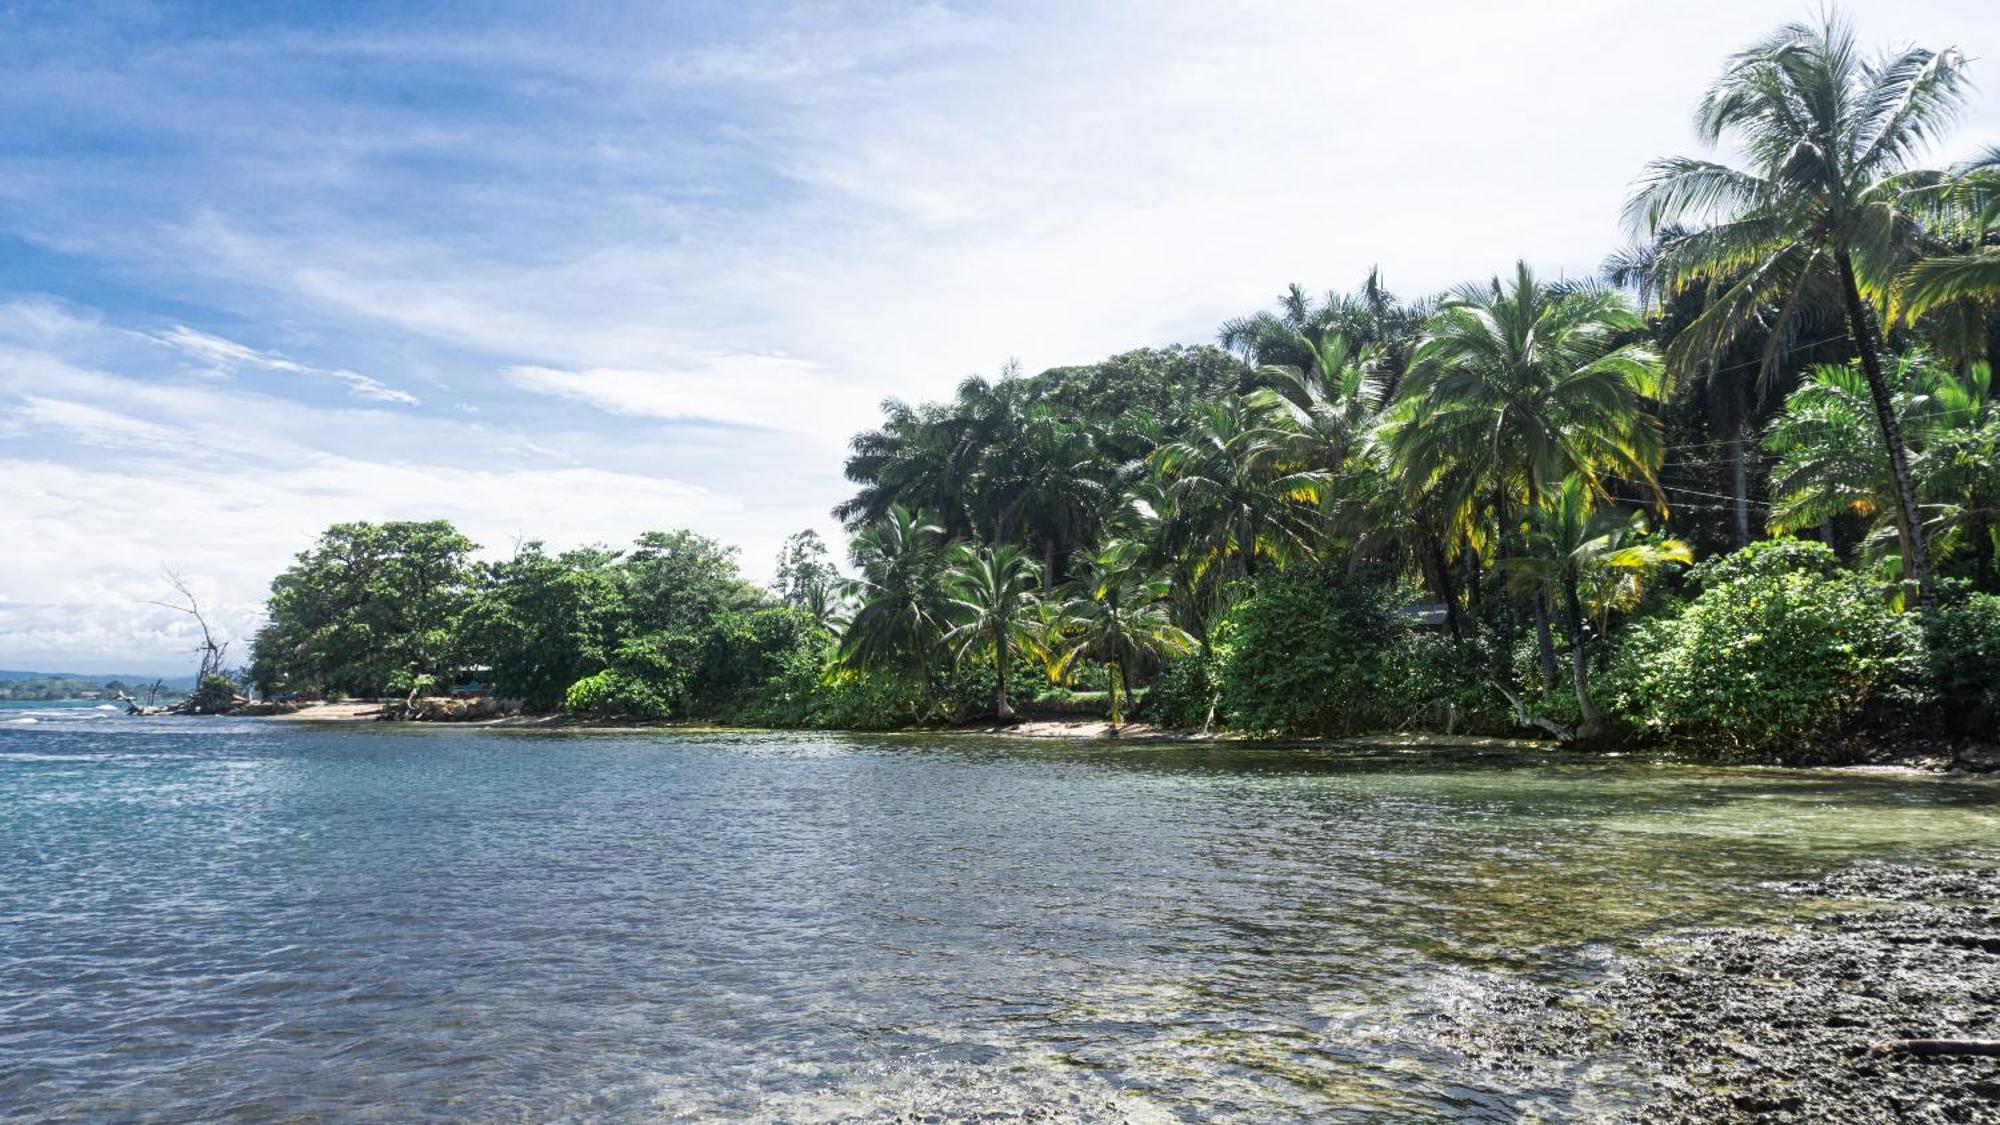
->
1434, 864, 2000, 1123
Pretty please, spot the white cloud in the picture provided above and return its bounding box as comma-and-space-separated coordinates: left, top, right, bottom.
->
155, 324, 421, 405
0, 453, 735, 671
503, 354, 872, 436
9, 397, 199, 455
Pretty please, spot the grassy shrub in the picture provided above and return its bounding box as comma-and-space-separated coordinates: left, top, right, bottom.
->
1926, 590, 2000, 729
563, 669, 676, 719
1605, 540, 1925, 755
1219, 573, 1421, 737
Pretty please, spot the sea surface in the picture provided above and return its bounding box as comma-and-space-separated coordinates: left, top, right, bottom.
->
3, 706, 1996, 1121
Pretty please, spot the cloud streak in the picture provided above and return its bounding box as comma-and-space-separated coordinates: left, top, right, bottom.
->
155, 325, 420, 405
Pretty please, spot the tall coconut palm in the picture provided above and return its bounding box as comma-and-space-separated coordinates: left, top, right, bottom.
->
1387, 262, 1664, 673
1246, 332, 1390, 478
941, 543, 1043, 720
1056, 544, 1194, 733
1509, 477, 1692, 738
839, 506, 950, 699
1627, 13, 1971, 604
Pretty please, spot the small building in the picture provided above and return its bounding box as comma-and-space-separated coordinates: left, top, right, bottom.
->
1396, 602, 1450, 629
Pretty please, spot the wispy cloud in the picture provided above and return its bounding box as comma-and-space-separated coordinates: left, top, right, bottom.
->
154, 325, 420, 405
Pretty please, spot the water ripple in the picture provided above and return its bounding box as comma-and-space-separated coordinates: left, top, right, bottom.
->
1, 723, 1994, 1121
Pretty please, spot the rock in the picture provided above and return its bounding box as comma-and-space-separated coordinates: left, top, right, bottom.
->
1432, 863, 2000, 1123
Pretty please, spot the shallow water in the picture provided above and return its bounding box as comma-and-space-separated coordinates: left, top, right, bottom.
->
2, 715, 1995, 1121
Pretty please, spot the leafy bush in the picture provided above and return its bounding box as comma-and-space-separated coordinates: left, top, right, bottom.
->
1605, 541, 1924, 755
1926, 591, 2000, 728
1143, 655, 1222, 728
728, 635, 833, 727
605, 633, 694, 712
188, 674, 240, 714
694, 607, 816, 716
1219, 573, 1423, 736
1399, 632, 1511, 734
562, 669, 676, 719
805, 667, 925, 730
1686, 537, 1842, 585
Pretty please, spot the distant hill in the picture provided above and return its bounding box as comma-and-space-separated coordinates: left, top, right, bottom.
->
0, 670, 196, 690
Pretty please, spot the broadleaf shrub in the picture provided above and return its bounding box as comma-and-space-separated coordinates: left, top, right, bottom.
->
1143, 654, 1222, 728
1219, 572, 1463, 736
1605, 540, 1924, 755
563, 669, 676, 719
1925, 591, 2000, 729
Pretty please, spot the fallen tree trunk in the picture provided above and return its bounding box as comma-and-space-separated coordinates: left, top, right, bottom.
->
1490, 680, 1572, 741
1868, 1038, 2000, 1058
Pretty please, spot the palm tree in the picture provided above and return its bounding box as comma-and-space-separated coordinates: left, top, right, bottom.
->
1008, 407, 1114, 587
1220, 271, 1432, 395
1766, 355, 1996, 586
1056, 544, 1194, 733
1628, 13, 1971, 604
1897, 147, 2000, 348
1510, 477, 1692, 738
1387, 262, 1664, 674
839, 506, 950, 700
1245, 332, 1389, 478
1149, 397, 1327, 581
941, 543, 1043, 720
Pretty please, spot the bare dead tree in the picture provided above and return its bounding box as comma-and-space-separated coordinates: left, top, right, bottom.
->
143, 569, 244, 714
146, 569, 229, 685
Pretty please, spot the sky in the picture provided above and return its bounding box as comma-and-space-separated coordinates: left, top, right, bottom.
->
1, 1, 1997, 675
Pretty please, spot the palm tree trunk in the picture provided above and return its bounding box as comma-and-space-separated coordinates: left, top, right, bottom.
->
1463, 537, 1482, 611
1491, 488, 1516, 668
1729, 428, 1752, 549
1106, 661, 1122, 732
994, 634, 1013, 720
1968, 506, 1998, 593
1534, 587, 1559, 689
1565, 572, 1602, 740
1837, 251, 1932, 608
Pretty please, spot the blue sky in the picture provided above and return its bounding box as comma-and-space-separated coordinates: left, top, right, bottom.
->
2, 0, 1996, 673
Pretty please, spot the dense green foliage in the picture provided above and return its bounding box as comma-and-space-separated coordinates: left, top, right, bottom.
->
562, 669, 674, 720
1606, 542, 1926, 753
1218, 575, 1421, 737
1925, 591, 2000, 729
244, 16, 2000, 751
250, 520, 476, 697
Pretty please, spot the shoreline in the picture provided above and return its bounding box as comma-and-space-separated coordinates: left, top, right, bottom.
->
257, 702, 1576, 748
247, 702, 2000, 772
1438, 863, 2000, 1122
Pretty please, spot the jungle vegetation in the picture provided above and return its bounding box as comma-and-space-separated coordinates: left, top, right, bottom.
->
249, 15, 2000, 754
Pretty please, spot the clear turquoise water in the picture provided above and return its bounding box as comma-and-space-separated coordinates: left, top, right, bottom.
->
3, 711, 1995, 1121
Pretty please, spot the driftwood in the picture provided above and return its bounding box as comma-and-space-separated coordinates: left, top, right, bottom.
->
1490, 680, 1573, 741
1868, 1038, 2000, 1058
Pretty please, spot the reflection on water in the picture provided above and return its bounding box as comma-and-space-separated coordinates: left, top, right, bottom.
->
2, 719, 1994, 1121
